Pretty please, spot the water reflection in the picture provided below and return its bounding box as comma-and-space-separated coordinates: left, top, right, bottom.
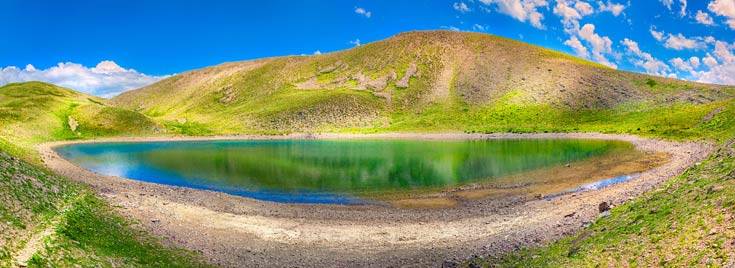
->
56, 139, 634, 204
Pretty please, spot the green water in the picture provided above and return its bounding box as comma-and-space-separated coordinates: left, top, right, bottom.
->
56, 139, 635, 204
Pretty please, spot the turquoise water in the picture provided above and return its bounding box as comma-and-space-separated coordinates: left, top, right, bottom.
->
55, 139, 634, 204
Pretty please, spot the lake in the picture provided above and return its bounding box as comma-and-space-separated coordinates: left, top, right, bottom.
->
55, 138, 639, 205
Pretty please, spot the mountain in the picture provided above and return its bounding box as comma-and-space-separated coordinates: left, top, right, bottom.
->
1, 31, 734, 267
0, 82, 207, 266
112, 31, 734, 135
0, 82, 160, 158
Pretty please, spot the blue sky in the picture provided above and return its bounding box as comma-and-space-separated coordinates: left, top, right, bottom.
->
1, 0, 734, 97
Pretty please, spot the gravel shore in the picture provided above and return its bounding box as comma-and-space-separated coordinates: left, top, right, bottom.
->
38, 133, 711, 267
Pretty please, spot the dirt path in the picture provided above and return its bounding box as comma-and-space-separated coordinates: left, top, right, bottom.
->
38, 133, 711, 267
12, 195, 78, 267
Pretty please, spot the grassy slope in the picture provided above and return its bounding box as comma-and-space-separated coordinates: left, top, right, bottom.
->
110, 31, 735, 266
0, 82, 206, 267
0, 82, 161, 161
0, 31, 734, 267
471, 141, 735, 267
112, 31, 734, 138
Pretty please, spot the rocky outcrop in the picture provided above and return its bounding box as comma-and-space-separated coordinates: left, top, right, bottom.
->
395, 63, 417, 88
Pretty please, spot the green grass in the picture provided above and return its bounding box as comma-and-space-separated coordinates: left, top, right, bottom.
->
0, 150, 208, 267
469, 140, 735, 267
1, 30, 735, 267
0, 82, 205, 267
28, 194, 208, 267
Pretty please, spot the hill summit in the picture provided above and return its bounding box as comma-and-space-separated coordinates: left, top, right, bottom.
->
110, 31, 732, 134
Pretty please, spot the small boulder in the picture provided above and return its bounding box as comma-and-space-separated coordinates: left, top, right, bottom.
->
598, 201, 610, 213
67, 116, 79, 132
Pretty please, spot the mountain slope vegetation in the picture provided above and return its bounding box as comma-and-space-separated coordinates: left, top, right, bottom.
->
0, 30, 734, 267
0, 82, 160, 159
112, 31, 734, 137
0, 82, 206, 267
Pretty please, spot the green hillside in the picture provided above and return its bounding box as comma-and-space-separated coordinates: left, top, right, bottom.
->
0, 82, 160, 160
0, 82, 206, 267
0, 30, 734, 267
112, 31, 734, 138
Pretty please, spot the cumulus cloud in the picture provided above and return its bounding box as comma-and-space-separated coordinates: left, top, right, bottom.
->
660, 0, 674, 10
597, 1, 626, 16
574, 1, 594, 15
472, 24, 488, 31
703, 54, 719, 67
577, 23, 617, 68
669, 57, 695, 73
708, 0, 735, 29
0, 60, 167, 98
551, 3, 619, 68
621, 38, 671, 76
354, 7, 372, 18
689, 56, 701, 68
679, 0, 687, 17
713, 40, 735, 63
441, 25, 461, 31
696, 10, 715, 25
480, 0, 549, 29
692, 40, 735, 85
554, 0, 585, 30
650, 27, 665, 42
651, 28, 708, 50
349, 39, 362, 46
663, 33, 707, 50
564, 36, 590, 58
659, 0, 687, 16
453, 2, 471, 13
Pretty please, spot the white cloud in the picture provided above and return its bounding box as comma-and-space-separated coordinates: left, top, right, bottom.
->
679, 0, 687, 17
574, 1, 594, 16
480, 0, 549, 29
354, 7, 372, 18
650, 27, 665, 42
669, 57, 694, 73
472, 24, 488, 31
579, 24, 612, 54
708, 0, 735, 29
621, 38, 671, 76
554, 0, 584, 29
660, 0, 687, 16
597, 1, 626, 16
693, 40, 735, 85
441, 25, 461, 31
703, 54, 719, 67
689, 56, 701, 68
621, 38, 642, 55
713, 40, 735, 63
0, 60, 167, 98
313, 50, 322, 55
564, 36, 590, 58
653, 31, 708, 51
552, 2, 619, 69
660, 0, 673, 10
453, 2, 471, 13
576, 23, 616, 68
696, 10, 715, 25
349, 39, 362, 46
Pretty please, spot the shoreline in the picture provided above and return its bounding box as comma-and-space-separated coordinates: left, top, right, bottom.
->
38, 133, 712, 267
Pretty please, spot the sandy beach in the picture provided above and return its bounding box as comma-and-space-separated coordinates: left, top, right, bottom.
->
38, 133, 711, 267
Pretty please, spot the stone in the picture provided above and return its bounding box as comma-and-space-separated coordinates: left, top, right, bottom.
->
598, 201, 610, 213
67, 116, 79, 132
